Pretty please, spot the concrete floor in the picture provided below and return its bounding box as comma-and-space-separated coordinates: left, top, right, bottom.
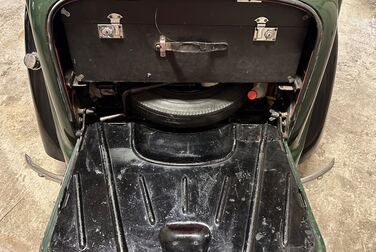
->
0, 0, 375, 251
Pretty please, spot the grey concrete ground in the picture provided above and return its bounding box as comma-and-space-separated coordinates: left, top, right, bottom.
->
0, 0, 375, 251
299, 0, 376, 250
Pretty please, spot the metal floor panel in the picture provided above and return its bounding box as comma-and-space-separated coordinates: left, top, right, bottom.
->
45, 123, 317, 251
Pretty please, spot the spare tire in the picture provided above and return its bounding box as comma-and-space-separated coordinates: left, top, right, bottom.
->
131, 84, 246, 128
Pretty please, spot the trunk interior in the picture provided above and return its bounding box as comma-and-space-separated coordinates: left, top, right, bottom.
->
42, 1, 321, 251
45, 123, 318, 251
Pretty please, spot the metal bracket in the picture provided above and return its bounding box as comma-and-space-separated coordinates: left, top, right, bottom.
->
279, 76, 303, 91
75, 108, 93, 138
157, 35, 168, 57
253, 17, 278, 42
269, 109, 289, 139
60, 8, 70, 17
97, 13, 124, 39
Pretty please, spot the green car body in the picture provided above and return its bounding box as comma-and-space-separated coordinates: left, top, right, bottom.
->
25, 0, 340, 250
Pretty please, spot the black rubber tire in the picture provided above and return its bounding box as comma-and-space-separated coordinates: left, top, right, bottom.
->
300, 34, 338, 162
131, 84, 246, 128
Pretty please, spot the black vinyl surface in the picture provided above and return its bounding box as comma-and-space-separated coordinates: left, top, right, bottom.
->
59, 0, 311, 83
48, 123, 317, 251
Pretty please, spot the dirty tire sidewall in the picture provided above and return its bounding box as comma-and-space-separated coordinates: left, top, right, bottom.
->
131, 85, 246, 128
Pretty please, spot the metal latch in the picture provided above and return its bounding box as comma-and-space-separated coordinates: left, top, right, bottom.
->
155, 35, 228, 58
253, 17, 278, 42
97, 13, 124, 39
278, 76, 303, 91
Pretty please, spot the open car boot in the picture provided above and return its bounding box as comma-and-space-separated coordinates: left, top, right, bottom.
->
24, 0, 340, 250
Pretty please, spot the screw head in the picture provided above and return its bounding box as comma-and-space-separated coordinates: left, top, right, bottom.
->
24, 52, 41, 70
